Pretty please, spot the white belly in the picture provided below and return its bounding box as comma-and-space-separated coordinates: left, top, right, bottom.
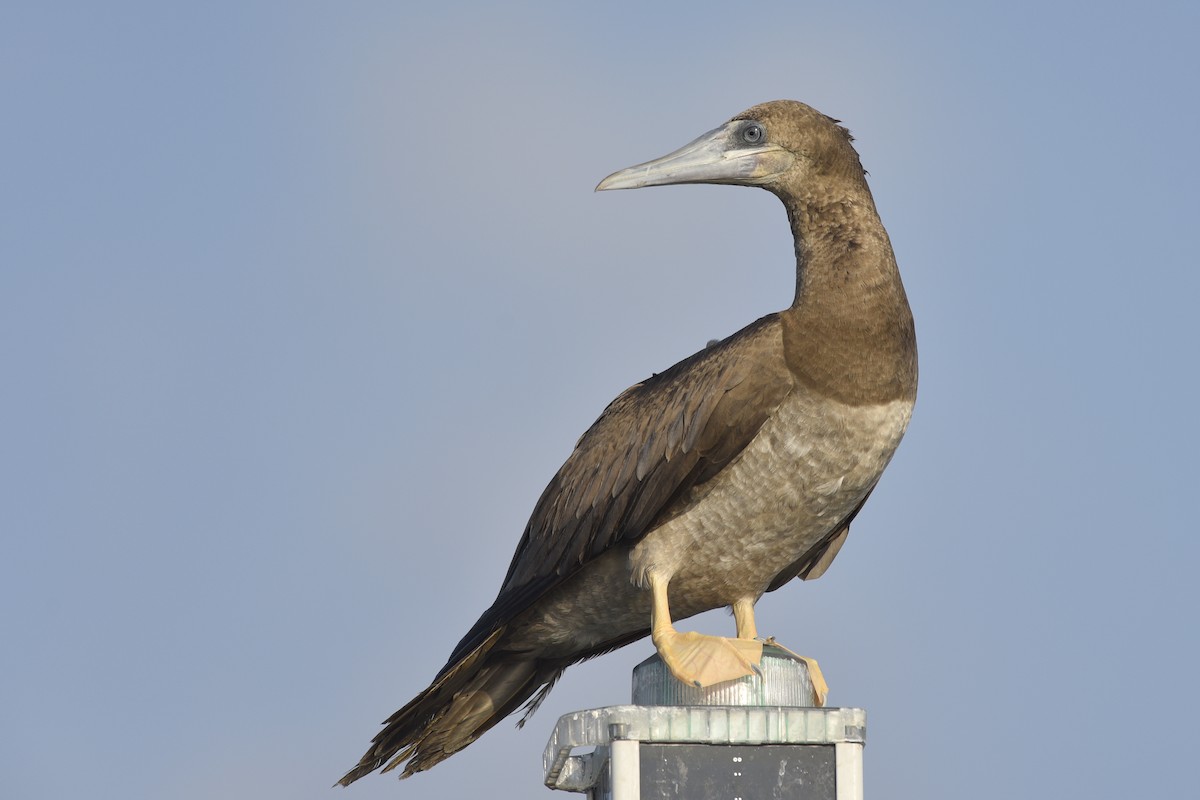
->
630, 392, 913, 612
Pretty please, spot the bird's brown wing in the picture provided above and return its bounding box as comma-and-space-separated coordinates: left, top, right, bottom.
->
441, 314, 793, 672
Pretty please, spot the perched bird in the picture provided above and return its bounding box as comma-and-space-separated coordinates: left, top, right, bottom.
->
339, 99, 916, 785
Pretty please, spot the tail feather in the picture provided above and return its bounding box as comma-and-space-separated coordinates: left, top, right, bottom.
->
337, 628, 562, 785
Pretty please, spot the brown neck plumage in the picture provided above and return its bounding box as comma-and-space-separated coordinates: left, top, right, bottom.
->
777, 178, 917, 405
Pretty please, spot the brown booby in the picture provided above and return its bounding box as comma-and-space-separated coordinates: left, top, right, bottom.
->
339, 99, 917, 784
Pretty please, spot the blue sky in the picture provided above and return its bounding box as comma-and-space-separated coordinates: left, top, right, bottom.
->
3, 2, 1198, 798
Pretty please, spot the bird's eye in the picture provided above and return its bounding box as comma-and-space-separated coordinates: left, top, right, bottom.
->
742, 123, 764, 144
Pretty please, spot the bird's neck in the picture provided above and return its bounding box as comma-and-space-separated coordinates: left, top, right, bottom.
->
779, 191, 917, 405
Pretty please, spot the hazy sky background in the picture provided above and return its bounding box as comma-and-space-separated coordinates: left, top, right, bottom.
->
3, 2, 1198, 798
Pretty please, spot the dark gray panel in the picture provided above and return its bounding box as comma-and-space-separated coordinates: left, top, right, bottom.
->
639, 743, 836, 799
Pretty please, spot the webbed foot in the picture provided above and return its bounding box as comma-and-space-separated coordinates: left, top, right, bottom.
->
651, 628, 764, 687
764, 636, 829, 706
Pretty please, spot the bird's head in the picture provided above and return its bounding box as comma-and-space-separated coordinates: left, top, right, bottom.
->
596, 100, 866, 198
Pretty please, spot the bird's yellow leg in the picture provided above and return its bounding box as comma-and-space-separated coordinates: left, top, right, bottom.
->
731, 598, 827, 706
732, 596, 758, 640
763, 637, 830, 707
648, 572, 763, 687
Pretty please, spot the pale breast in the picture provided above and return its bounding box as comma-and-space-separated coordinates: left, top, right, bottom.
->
630, 391, 913, 613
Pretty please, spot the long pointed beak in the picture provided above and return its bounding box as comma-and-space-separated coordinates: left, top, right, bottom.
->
596, 121, 793, 191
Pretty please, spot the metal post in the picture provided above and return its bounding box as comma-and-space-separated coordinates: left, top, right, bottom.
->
608, 723, 639, 800
543, 645, 867, 799
835, 741, 864, 800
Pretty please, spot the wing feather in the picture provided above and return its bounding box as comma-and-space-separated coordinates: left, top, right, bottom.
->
442, 315, 792, 671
